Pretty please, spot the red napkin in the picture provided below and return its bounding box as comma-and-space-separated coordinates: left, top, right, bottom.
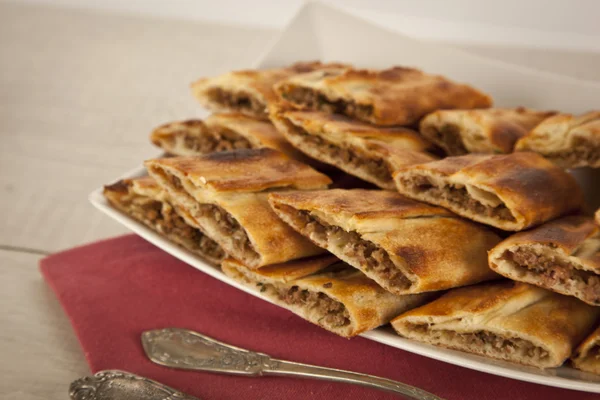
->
41, 234, 591, 400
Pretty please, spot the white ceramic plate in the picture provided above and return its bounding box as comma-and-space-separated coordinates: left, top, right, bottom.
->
89, 171, 600, 393
90, 2, 600, 393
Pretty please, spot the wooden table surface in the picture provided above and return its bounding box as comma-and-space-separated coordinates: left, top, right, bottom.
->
2, 2, 600, 398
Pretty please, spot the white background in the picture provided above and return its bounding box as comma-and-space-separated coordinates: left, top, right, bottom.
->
10, 0, 600, 51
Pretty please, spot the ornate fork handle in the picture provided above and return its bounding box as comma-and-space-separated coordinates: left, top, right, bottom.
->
70, 370, 199, 400
142, 328, 443, 400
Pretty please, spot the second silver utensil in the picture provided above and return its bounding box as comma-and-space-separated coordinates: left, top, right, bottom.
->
142, 328, 443, 400
70, 370, 200, 400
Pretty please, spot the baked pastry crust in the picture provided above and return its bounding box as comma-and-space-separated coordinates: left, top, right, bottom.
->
420, 107, 556, 155
572, 325, 600, 374
270, 109, 436, 189
274, 66, 492, 126
146, 148, 331, 268
516, 111, 600, 168
391, 281, 600, 369
191, 62, 346, 119
222, 256, 431, 337
393, 152, 584, 231
488, 216, 600, 305
103, 177, 225, 265
150, 112, 309, 162
269, 189, 501, 295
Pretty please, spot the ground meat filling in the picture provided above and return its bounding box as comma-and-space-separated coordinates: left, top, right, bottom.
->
407, 324, 550, 361
545, 136, 600, 166
287, 124, 391, 183
147, 170, 255, 261
435, 124, 467, 155
177, 128, 252, 154
197, 235, 226, 260
282, 87, 374, 121
129, 198, 163, 226
207, 88, 267, 118
196, 203, 259, 261
292, 209, 412, 290
168, 174, 185, 191
162, 205, 225, 260
257, 282, 350, 328
128, 198, 225, 260
401, 175, 515, 221
587, 345, 600, 361
149, 168, 202, 210
504, 248, 600, 303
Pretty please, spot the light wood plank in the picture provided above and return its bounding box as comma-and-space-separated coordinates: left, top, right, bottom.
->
0, 250, 89, 399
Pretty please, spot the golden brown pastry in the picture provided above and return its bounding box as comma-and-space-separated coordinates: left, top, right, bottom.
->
270, 109, 437, 189
274, 66, 492, 126
596, 208, 600, 225
488, 216, 600, 305
103, 177, 225, 265
391, 281, 600, 369
145, 148, 331, 268
222, 256, 432, 337
419, 107, 556, 155
268, 189, 501, 295
393, 152, 584, 231
572, 325, 600, 374
191, 62, 347, 119
516, 111, 600, 168
150, 112, 308, 162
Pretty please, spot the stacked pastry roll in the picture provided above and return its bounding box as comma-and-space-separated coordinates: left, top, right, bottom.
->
222, 255, 431, 337
418, 107, 600, 169
268, 189, 501, 295
104, 177, 226, 265
392, 281, 599, 368
102, 61, 600, 372
145, 148, 329, 268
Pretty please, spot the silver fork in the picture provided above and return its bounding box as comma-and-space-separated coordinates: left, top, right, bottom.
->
142, 328, 444, 400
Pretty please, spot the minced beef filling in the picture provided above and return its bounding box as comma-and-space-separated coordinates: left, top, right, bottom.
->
131, 199, 225, 260
505, 249, 600, 303
153, 171, 255, 260
197, 235, 226, 260
169, 174, 185, 191
546, 136, 600, 165
179, 128, 252, 153
282, 87, 374, 121
136, 199, 162, 224
207, 88, 267, 118
288, 124, 391, 183
197, 203, 258, 260
293, 210, 411, 290
258, 282, 350, 328
401, 175, 515, 221
408, 324, 549, 360
436, 124, 467, 155
588, 345, 600, 361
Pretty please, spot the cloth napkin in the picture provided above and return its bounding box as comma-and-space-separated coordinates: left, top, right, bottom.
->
41, 234, 592, 400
